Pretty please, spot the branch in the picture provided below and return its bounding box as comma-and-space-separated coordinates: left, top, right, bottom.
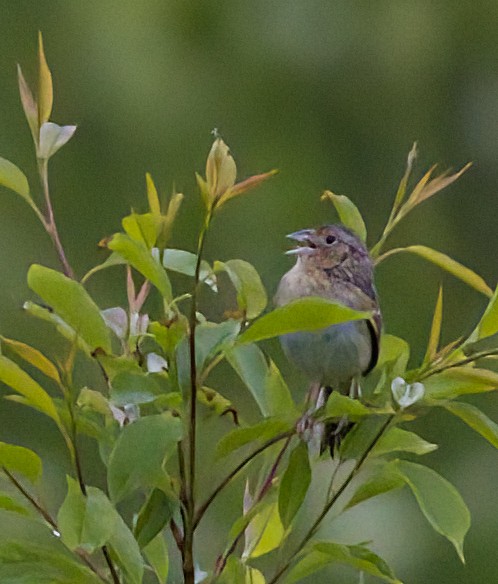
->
2, 467, 111, 583
268, 415, 395, 584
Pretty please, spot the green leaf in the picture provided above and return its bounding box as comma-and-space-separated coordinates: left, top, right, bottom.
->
122, 212, 159, 248
238, 297, 371, 344
265, 359, 296, 417
110, 371, 162, 407
0, 493, 29, 516
394, 460, 470, 562
0, 356, 61, 426
443, 401, 498, 449
284, 541, 401, 584
17, 64, 38, 144
134, 488, 177, 548
81, 252, 126, 284
340, 416, 388, 460
27, 265, 112, 353
346, 462, 405, 509
195, 320, 241, 370
423, 285, 443, 364
371, 427, 438, 457
37, 32, 53, 126
376, 334, 410, 376
163, 249, 214, 286
423, 367, 498, 400
144, 533, 169, 584
325, 392, 373, 419
278, 442, 310, 528
226, 343, 270, 416
1, 337, 61, 384
466, 284, 498, 345
108, 413, 182, 502
0, 157, 31, 203
108, 233, 172, 302
0, 539, 103, 584
146, 172, 161, 215
0, 443, 42, 484
378, 246, 492, 297
216, 417, 293, 459
245, 501, 284, 558
215, 259, 267, 319
58, 478, 144, 583
321, 190, 367, 242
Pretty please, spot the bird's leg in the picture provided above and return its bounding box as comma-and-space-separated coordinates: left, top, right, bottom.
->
296, 381, 322, 443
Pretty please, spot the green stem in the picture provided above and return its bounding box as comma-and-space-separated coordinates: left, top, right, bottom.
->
183, 210, 213, 584
37, 157, 74, 279
418, 348, 498, 381
268, 415, 395, 584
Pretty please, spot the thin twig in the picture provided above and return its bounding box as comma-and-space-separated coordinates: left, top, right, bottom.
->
37, 158, 74, 279
2, 467, 110, 583
268, 415, 395, 584
418, 348, 498, 381
194, 430, 295, 529
213, 434, 293, 579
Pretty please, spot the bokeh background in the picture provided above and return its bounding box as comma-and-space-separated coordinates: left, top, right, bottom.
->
1, 1, 498, 582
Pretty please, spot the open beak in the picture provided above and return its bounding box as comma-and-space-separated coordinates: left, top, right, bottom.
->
285, 228, 317, 255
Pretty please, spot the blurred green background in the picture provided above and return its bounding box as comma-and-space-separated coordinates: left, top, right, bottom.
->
1, 1, 498, 582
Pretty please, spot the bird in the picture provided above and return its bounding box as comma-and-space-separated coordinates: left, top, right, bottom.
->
274, 224, 382, 453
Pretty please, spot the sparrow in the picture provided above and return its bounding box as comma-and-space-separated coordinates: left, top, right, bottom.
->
275, 224, 382, 451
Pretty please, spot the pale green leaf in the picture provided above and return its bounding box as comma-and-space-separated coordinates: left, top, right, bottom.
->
443, 401, 498, 449
0, 442, 42, 484
215, 259, 267, 319
58, 478, 144, 583
346, 462, 405, 509
144, 533, 169, 584
0, 157, 31, 203
1, 336, 61, 384
394, 460, 470, 562
285, 541, 401, 584
238, 297, 371, 344
81, 252, 126, 284
0, 356, 60, 425
321, 190, 367, 242
423, 286, 443, 364
371, 427, 438, 457
216, 417, 293, 459
424, 367, 498, 399
325, 392, 372, 419
37, 32, 53, 126
377, 246, 492, 297
146, 172, 161, 215
108, 233, 172, 302
226, 343, 270, 416
17, 64, 38, 143
265, 359, 296, 417
245, 502, 284, 559
0, 493, 30, 516
135, 488, 177, 549
278, 442, 310, 528
108, 413, 182, 502
122, 212, 159, 248
27, 265, 112, 353
23, 301, 92, 355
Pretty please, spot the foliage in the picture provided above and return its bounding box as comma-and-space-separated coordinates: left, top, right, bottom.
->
0, 36, 497, 584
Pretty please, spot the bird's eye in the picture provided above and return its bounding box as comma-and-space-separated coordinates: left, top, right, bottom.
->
325, 235, 336, 245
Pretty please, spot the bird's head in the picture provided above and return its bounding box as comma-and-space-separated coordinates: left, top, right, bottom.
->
286, 224, 368, 270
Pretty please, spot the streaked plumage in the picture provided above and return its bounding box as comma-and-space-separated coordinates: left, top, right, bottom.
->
275, 224, 381, 448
